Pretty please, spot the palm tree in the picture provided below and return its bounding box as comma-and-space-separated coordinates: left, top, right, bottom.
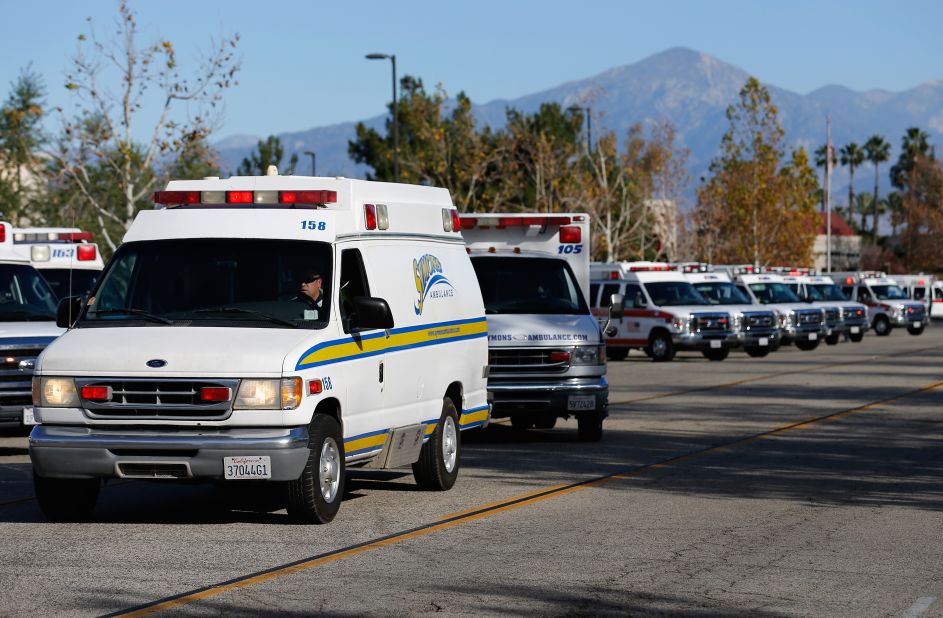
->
813, 144, 836, 212
864, 135, 890, 242
891, 127, 931, 190
839, 142, 866, 231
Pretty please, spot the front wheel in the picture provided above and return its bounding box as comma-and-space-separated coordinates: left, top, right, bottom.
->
795, 338, 821, 351
907, 323, 925, 336
648, 332, 675, 362
701, 347, 729, 361
34, 473, 100, 522
825, 332, 840, 345
577, 414, 603, 442
745, 346, 771, 358
873, 316, 891, 337
413, 398, 460, 491
848, 331, 864, 342
286, 414, 345, 524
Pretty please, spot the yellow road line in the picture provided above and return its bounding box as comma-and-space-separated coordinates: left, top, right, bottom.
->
107, 378, 943, 618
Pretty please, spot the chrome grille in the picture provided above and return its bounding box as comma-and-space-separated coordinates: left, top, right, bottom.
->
797, 310, 822, 325
488, 348, 569, 373
744, 313, 774, 328
825, 308, 839, 322
76, 378, 238, 419
0, 347, 44, 405
692, 313, 730, 332
906, 305, 926, 319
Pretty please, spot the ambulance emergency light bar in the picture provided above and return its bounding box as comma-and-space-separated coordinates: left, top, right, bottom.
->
153, 190, 338, 207
459, 214, 583, 242
13, 231, 93, 243
30, 244, 98, 262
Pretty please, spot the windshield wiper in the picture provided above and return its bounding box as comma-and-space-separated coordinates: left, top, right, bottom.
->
91, 308, 174, 325
191, 306, 298, 328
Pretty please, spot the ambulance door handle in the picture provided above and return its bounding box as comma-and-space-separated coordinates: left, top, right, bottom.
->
379, 361, 384, 383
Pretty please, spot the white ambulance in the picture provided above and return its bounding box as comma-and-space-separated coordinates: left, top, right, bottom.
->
13, 227, 105, 298
590, 263, 736, 362
831, 272, 926, 336
778, 274, 843, 345
0, 222, 64, 429
684, 270, 781, 358
461, 214, 614, 442
785, 275, 869, 343
29, 173, 489, 524
729, 272, 826, 350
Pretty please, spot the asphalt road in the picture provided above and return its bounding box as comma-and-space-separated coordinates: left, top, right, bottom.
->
1, 326, 942, 617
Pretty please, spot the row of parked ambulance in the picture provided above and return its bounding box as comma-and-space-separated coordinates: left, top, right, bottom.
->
588, 262, 929, 362
8, 179, 935, 525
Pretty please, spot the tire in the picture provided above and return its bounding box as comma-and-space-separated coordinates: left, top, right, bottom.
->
648, 332, 675, 362
873, 316, 891, 337
413, 398, 460, 491
286, 414, 345, 524
533, 416, 557, 430
907, 324, 925, 336
745, 346, 771, 358
606, 347, 628, 361
577, 414, 603, 442
33, 473, 100, 522
701, 347, 729, 361
848, 331, 864, 342
795, 338, 821, 351
825, 332, 840, 346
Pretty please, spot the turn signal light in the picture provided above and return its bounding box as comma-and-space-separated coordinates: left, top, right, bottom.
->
308, 379, 324, 395
549, 351, 571, 363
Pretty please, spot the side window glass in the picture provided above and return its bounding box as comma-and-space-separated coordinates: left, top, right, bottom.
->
589, 283, 600, 307
98, 254, 136, 310
736, 285, 750, 301
858, 287, 872, 302
599, 283, 620, 307
624, 284, 642, 308
339, 249, 371, 333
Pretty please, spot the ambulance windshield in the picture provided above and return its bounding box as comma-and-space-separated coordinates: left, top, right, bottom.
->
81, 239, 332, 328
40, 269, 100, 299
471, 256, 588, 315
808, 283, 849, 301
644, 281, 708, 307
871, 285, 909, 300
0, 264, 58, 321
691, 281, 751, 305
748, 282, 801, 304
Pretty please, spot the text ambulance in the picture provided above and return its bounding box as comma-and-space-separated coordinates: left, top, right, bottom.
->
29, 173, 489, 524
461, 214, 612, 442
13, 227, 104, 298
591, 263, 736, 362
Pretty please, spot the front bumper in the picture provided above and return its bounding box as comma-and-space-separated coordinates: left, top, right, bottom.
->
487, 376, 609, 418
781, 325, 825, 344
735, 329, 781, 348
29, 424, 310, 481
841, 319, 869, 334
0, 404, 29, 425
892, 314, 926, 327
673, 332, 734, 350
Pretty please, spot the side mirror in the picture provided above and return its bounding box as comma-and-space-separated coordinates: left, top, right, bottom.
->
608, 294, 624, 320
349, 296, 394, 331
56, 296, 84, 329
635, 293, 647, 307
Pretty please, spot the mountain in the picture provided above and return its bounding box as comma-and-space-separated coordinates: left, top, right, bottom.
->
214, 47, 943, 203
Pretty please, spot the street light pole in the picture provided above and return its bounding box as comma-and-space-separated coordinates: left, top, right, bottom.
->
366, 53, 398, 182
567, 105, 592, 155
303, 151, 316, 177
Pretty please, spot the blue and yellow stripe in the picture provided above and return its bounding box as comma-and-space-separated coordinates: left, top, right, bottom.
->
296, 317, 487, 370
459, 405, 489, 430
344, 428, 389, 457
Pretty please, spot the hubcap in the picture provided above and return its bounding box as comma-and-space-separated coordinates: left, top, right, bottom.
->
652, 337, 667, 356
441, 416, 458, 473
319, 438, 340, 502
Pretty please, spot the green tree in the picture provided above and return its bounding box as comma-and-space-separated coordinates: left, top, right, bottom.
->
237, 135, 297, 176
53, 0, 240, 251
864, 134, 890, 242
890, 127, 931, 191
0, 66, 47, 223
694, 77, 817, 265
839, 142, 865, 230
167, 130, 220, 180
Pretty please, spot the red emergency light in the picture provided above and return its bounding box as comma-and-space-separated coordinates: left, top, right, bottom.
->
610, 271, 619, 280
154, 189, 336, 206
0, 224, 6, 243
77, 244, 97, 261
153, 191, 201, 205
80, 385, 112, 401
227, 191, 253, 204
559, 225, 581, 243
549, 351, 571, 363
364, 204, 377, 230
308, 379, 324, 395
58, 232, 94, 242
200, 386, 232, 402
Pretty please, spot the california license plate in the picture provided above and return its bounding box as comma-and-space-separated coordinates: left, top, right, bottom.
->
223, 456, 271, 480
22, 407, 37, 426
850, 326, 860, 334
710, 339, 722, 349
809, 333, 818, 341
567, 396, 595, 411
758, 337, 769, 347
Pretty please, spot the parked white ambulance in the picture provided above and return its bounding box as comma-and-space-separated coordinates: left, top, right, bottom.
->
784, 275, 869, 343
13, 227, 104, 298
461, 214, 615, 441
932, 280, 943, 320
684, 270, 780, 357
891, 274, 935, 314
832, 272, 926, 336
591, 263, 736, 362
0, 222, 63, 429
778, 274, 843, 345
729, 272, 826, 350
29, 173, 490, 524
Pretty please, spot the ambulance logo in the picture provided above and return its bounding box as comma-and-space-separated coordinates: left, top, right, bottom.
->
413, 253, 454, 315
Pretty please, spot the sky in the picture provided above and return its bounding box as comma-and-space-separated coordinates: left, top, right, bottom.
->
0, 0, 940, 141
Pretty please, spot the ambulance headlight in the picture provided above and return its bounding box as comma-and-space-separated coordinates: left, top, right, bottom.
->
235, 378, 302, 410
40, 377, 79, 407
572, 345, 605, 366
671, 315, 690, 332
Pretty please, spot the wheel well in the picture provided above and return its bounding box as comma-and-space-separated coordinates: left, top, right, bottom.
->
649, 327, 670, 343
445, 382, 463, 414
314, 398, 342, 432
